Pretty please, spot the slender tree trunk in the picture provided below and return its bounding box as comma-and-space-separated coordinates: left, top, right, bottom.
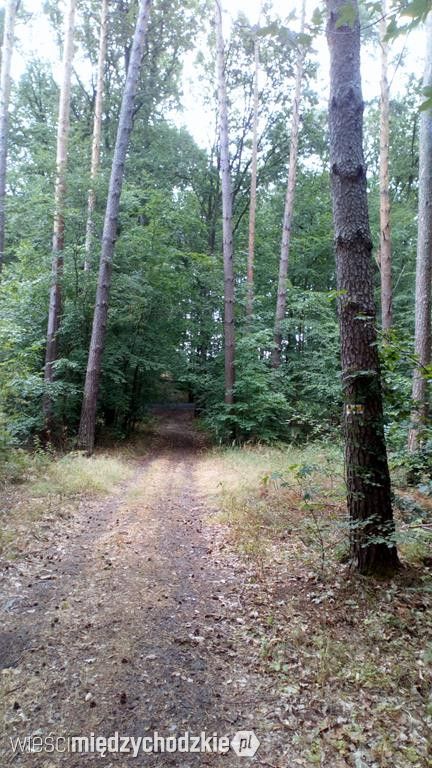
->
272, 0, 306, 367
379, 0, 393, 331
0, 0, 18, 273
407, 13, 432, 453
84, 0, 108, 272
43, 0, 76, 437
215, 0, 235, 404
246, 32, 259, 321
327, 0, 399, 575
78, 0, 152, 454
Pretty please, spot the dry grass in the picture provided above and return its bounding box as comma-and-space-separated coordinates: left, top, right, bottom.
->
30, 453, 133, 498
196, 442, 343, 499
0, 451, 133, 558
196, 441, 346, 567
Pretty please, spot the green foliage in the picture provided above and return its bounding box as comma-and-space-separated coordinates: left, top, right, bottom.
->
200, 331, 291, 443
0, 440, 53, 488
380, 0, 432, 39
335, 3, 358, 29
0, 0, 422, 461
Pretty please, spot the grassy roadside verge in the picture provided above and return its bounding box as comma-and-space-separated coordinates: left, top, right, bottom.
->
196, 441, 432, 569
196, 442, 432, 768
0, 449, 134, 559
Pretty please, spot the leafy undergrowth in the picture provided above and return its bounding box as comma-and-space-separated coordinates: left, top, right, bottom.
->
0, 449, 133, 559
196, 442, 432, 768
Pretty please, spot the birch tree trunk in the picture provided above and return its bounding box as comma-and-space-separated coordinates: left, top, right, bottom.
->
79, 0, 152, 454
84, 0, 108, 272
272, 0, 306, 367
407, 13, 432, 453
43, 0, 76, 436
246, 32, 259, 321
327, 0, 399, 574
379, 0, 393, 331
215, 0, 235, 404
0, 0, 18, 273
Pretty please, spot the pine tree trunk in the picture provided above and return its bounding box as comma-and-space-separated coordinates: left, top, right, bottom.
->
327, 0, 399, 575
84, 0, 108, 272
78, 0, 152, 455
272, 0, 306, 368
407, 13, 432, 453
0, 0, 18, 273
379, 0, 393, 331
43, 0, 76, 437
246, 33, 259, 321
215, 0, 235, 404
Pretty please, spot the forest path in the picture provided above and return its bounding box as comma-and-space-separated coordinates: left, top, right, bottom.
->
0, 413, 283, 767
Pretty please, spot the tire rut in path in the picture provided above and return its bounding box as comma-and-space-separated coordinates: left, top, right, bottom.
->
122, 450, 246, 764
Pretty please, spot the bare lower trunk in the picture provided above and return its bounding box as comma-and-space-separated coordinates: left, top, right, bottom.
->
379, 0, 393, 331
84, 0, 108, 272
327, 0, 399, 575
79, 0, 152, 455
407, 13, 432, 453
43, 0, 76, 437
272, 0, 306, 367
246, 33, 259, 321
0, 0, 18, 273
215, 0, 235, 404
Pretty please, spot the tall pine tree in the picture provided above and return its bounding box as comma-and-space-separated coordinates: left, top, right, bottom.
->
327, 0, 399, 574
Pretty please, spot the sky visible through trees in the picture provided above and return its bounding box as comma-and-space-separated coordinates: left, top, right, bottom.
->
12, 0, 423, 148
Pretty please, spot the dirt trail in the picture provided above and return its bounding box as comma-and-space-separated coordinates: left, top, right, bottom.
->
0, 413, 283, 766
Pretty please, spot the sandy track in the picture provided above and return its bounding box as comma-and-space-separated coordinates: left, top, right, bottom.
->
0, 414, 282, 767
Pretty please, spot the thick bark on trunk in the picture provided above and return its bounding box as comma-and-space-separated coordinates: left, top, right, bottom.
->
78, 0, 152, 455
407, 13, 432, 453
215, 0, 235, 404
327, 0, 399, 575
246, 33, 259, 321
379, 0, 393, 331
43, 0, 76, 436
272, 0, 306, 367
0, 0, 18, 273
84, 0, 108, 272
